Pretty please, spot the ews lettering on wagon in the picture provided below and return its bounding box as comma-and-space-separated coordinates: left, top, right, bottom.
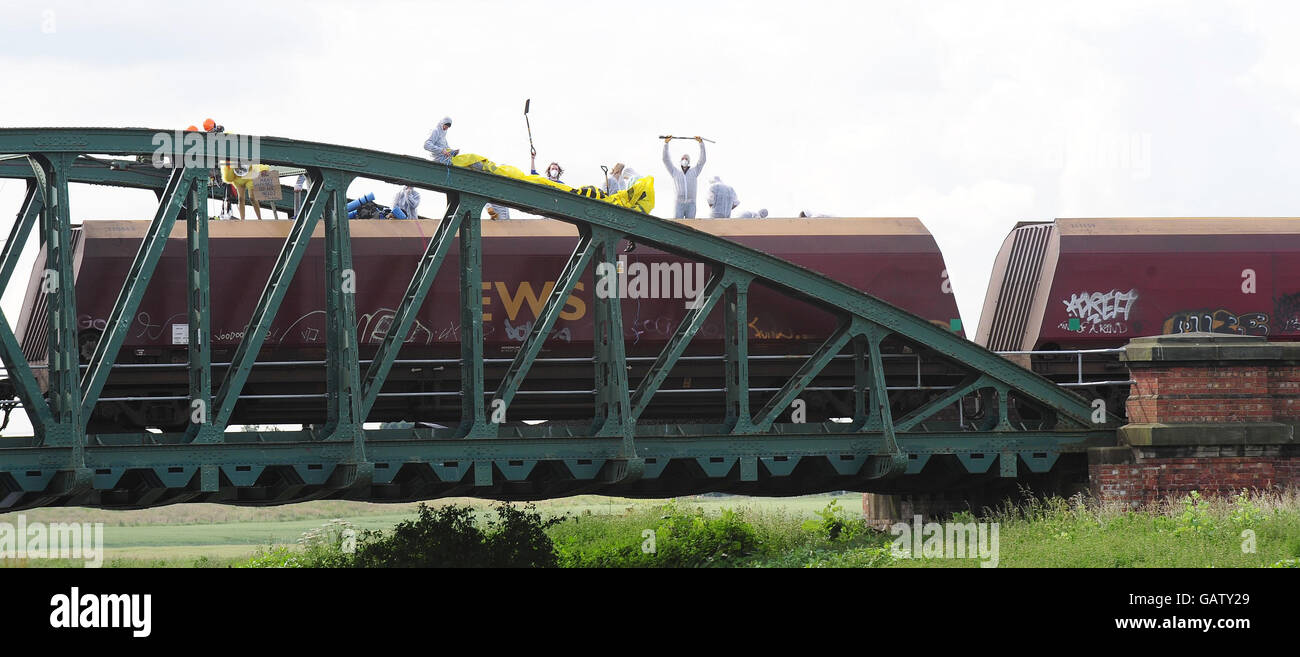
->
479, 281, 586, 323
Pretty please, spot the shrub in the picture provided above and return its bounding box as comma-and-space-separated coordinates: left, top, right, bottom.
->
802, 499, 865, 542
656, 504, 759, 567
347, 503, 563, 568
1230, 489, 1266, 529
555, 502, 760, 568
1173, 491, 1215, 536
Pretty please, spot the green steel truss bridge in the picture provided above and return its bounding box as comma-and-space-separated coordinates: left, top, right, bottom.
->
0, 128, 1116, 510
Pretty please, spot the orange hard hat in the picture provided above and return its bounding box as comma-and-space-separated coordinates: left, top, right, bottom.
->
186, 125, 199, 132
203, 118, 216, 131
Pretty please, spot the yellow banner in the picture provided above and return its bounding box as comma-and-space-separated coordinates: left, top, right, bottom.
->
451, 153, 655, 214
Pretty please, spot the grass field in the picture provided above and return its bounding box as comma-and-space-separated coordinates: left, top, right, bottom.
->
0, 493, 864, 567
2, 490, 1298, 568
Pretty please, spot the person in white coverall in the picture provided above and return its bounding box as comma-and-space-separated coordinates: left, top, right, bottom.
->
619, 166, 640, 191
707, 176, 739, 218
605, 163, 626, 193
663, 136, 706, 218
392, 186, 420, 219
423, 116, 457, 164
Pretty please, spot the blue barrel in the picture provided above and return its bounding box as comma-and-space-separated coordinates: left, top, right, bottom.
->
345, 192, 375, 212
391, 207, 407, 219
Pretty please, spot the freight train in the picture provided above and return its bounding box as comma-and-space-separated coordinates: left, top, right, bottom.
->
6, 217, 968, 431
10, 213, 1294, 432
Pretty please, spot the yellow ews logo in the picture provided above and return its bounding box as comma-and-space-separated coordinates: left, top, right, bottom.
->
480, 281, 586, 322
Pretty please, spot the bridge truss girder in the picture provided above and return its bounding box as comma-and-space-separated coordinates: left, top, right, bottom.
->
0, 128, 1116, 509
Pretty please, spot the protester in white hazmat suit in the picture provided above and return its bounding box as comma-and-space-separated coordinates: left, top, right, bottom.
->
620, 166, 640, 191
392, 186, 421, 219
486, 203, 511, 220
605, 163, 645, 194
423, 116, 458, 164
662, 136, 706, 218
605, 163, 626, 194
738, 208, 769, 218
707, 176, 739, 218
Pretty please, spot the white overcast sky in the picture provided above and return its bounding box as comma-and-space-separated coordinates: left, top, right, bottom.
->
4, 0, 1300, 330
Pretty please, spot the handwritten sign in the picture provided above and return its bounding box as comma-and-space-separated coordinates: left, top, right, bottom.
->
253, 170, 282, 201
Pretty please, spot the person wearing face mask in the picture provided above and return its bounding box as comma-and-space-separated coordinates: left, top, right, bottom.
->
532, 160, 564, 184
423, 116, 458, 164
619, 166, 641, 190
706, 176, 739, 218
662, 136, 707, 218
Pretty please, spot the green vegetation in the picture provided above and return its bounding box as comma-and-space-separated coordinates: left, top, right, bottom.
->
3, 490, 1299, 568
955, 489, 1300, 569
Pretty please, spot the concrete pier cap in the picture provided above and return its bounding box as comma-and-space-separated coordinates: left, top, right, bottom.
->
1121, 331, 1296, 365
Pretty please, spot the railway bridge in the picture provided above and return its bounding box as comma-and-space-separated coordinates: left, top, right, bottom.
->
0, 128, 1118, 511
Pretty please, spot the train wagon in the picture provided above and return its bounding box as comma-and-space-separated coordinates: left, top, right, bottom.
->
977, 217, 1300, 410
7, 216, 965, 431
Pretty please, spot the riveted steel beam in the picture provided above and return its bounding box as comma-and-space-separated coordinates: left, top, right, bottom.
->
0, 175, 53, 438
750, 318, 856, 432
0, 155, 303, 213
0, 306, 53, 436
895, 373, 991, 432
186, 181, 212, 434
321, 171, 363, 459
80, 167, 203, 428
0, 179, 41, 292
723, 272, 754, 433
851, 336, 869, 426
187, 172, 333, 443
629, 269, 730, 420
359, 196, 467, 420
31, 153, 82, 460
994, 382, 1013, 431
589, 228, 632, 450
493, 229, 595, 413
454, 194, 490, 438
863, 325, 904, 471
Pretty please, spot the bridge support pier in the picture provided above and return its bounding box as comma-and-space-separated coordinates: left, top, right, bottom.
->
861, 491, 1017, 527
1090, 333, 1300, 507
